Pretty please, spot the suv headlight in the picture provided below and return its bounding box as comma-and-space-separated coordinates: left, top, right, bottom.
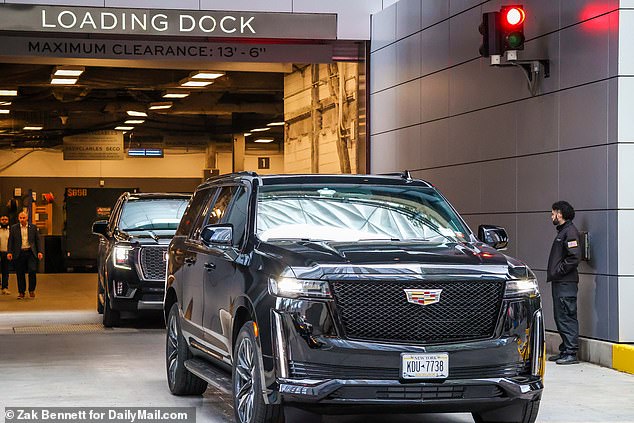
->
505, 265, 539, 297
113, 245, 133, 269
268, 277, 332, 299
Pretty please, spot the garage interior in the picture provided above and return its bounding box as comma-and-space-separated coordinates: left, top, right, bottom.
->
0, 42, 366, 322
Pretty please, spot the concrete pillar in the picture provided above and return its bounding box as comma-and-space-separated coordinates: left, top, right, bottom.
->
233, 134, 245, 172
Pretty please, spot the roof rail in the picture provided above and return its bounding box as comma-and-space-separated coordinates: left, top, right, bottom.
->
379, 170, 412, 180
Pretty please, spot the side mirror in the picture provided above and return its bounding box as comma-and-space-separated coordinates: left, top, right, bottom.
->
477, 225, 509, 250
201, 224, 233, 246
92, 220, 108, 236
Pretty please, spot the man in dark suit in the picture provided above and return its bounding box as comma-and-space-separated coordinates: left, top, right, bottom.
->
7, 211, 43, 299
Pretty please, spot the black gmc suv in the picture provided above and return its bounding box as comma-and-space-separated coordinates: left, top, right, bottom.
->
164, 173, 545, 423
93, 192, 190, 327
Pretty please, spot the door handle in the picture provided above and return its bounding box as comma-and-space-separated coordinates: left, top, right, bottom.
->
184, 257, 196, 265
204, 262, 216, 271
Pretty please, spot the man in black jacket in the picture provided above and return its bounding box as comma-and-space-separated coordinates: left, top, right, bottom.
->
547, 201, 581, 365
7, 211, 43, 299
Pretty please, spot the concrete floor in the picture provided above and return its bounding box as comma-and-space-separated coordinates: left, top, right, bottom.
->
1, 274, 634, 422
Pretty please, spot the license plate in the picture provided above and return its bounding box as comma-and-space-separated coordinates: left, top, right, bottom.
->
401, 353, 449, 379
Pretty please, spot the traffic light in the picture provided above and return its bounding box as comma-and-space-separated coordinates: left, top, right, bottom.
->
479, 12, 501, 57
500, 5, 525, 51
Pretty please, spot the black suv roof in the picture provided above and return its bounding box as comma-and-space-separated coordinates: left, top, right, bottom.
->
124, 192, 191, 201
200, 172, 434, 189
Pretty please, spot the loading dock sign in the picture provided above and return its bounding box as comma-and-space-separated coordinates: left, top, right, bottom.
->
63, 131, 124, 160
0, 5, 337, 40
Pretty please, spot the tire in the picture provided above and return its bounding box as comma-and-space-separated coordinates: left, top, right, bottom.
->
233, 321, 284, 423
473, 399, 540, 423
97, 278, 104, 315
166, 303, 208, 395
102, 284, 120, 328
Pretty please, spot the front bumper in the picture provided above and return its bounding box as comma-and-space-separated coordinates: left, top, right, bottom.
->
263, 298, 545, 409
107, 266, 164, 312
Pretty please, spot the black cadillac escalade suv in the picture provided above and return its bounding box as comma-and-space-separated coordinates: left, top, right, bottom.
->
93, 192, 190, 327
164, 173, 545, 423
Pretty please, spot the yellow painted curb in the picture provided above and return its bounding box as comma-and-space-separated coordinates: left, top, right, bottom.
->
613, 344, 634, 375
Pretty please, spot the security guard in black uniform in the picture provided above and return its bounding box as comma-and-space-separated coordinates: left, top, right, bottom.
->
547, 201, 582, 365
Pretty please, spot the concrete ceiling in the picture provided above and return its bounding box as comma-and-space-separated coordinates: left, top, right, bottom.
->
0, 63, 285, 148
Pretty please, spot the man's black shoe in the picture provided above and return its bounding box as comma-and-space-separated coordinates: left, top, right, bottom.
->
556, 354, 579, 365
548, 353, 563, 362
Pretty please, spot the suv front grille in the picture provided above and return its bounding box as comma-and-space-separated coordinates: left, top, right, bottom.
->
331, 280, 505, 344
139, 246, 168, 281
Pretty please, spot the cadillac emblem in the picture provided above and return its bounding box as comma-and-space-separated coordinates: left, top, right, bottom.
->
404, 289, 442, 306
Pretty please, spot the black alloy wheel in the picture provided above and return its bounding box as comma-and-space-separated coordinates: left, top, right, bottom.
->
96, 278, 104, 315
166, 303, 208, 395
102, 283, 120, 327
232, 321, 283, 423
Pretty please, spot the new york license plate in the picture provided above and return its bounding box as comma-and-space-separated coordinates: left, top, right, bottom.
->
401, 353, 449, 379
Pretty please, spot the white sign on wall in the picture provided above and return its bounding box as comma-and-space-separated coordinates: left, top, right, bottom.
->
63, 131, 124, 160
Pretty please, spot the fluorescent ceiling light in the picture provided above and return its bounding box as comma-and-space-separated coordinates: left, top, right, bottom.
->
180, 80, 214, 88
191, 71, 224, 79
0, 101, 11, 106
126, 110, 147, 117
149, 102, 173, 110
51, 77, 78, 85
254, 138, 275, 143
162, 91, 190, 99
0, 90, 18, 96
251, 127, 271, 132
267, 122, 285, 127
0, 109, 10, 114
115, 126, 134, 131
244, 133, 252, 137
125, 120, 145, 125
23, 125, 43, 130
54, 66, 84, 77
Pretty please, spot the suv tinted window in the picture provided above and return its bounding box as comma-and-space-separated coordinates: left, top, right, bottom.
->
208, 186, 236, 226
223, 186, 249, 248
176, 188, 213, 236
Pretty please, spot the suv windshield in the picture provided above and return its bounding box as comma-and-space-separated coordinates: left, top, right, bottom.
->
120, 198, 189, 231
257, 184, 470, 243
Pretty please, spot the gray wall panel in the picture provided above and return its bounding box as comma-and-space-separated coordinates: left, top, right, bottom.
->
421, 21, 449, 75
560, 13, 610, 89
479, 159, 517, 213
396, 33, 422, 84
560, 0, 618, 28
449, 0, 483, 17
370, 2, 396, 51
370, 131, 397, 173
478, 104, 517, 161
448, 5, 480, 66
8, 0, 103, 4
447, 111, 482, 165
419, 119, 449, 169
294, 0, 383, 40
396, 125, 422, 170
559, 146, 608, 210
370, 0, 623, 342
516, 212, 552, 271
370, 88, 397, 135
559, 81, 608, 149
422, 0, 449, 28
413, 164, 481, 214
421, 70, 449, 122
516, 93, 559, 156
396, 79, 421, 128
370, 45, 397, 94
396, 0, 422, 39
574, 211, 609, 276
517, 153, 559, 212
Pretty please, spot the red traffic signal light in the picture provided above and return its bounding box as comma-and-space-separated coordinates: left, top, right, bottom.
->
504, 7, 525, 26
500, 5, 525, 51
